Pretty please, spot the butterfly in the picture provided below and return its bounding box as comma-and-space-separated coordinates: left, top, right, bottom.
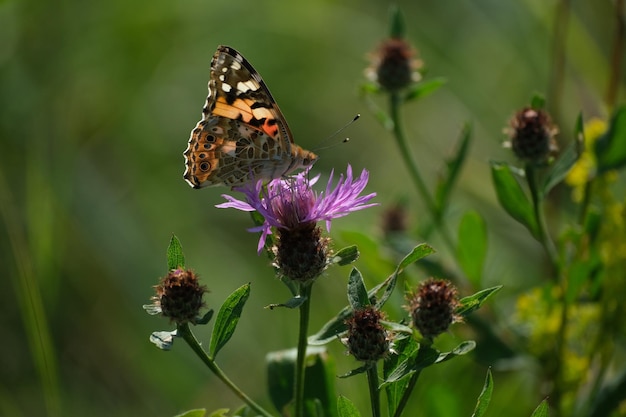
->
183, 45, 318, 188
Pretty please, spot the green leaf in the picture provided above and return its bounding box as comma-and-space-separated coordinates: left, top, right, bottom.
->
332, 245, 360, 266
530, 94, 546, 110
376, 243, 435, 310
339, 364, 371, 378
384, 336, 419, 416
457, 211, 487, 287
167, 235, 185, 270
490, 161, 539, 239
194, 309, 214, 325
389, 5, 405, 38
209, 283, 251, 358
347, 268, 370, 309
267, 295, 308, 310
456, 286, 502, 318
174, 409, 207, 417
435, 123, 472, 215
382, 344, 438, 387
149, 330, 177, 350
470, 368, 493, 417
530, 399, 549, 417
542, 114, 583, 195
595, 106, 626, 173
268, 347, 337, 417
337, 396, 361, 417
404, 77, 447, 102
435, 341, 476, 364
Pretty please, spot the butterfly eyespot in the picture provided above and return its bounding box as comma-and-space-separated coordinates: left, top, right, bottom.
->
199, 152, 206, 158
203, 143, 212, 149
200, 162, 211, 171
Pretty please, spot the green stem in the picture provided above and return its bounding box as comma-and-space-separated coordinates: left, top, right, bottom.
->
366, 365, 381, 417
178, 323, 274, 417
294, 284, 313, 417
392, 369, 422, 417
389, 92, 455, 252
524, 164, 559, 270
606, 0, 624, 111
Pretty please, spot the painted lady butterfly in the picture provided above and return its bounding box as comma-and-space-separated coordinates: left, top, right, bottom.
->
183, 45, 318, 188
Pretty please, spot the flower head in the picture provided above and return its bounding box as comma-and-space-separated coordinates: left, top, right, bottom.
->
149, 268, 207, 324
406, 278, 460, 339
217, 165, 376, 282
365, 37, 422, 92
504, 107, 559, 164
344, 306, 391, 363
218, 165, 377, 253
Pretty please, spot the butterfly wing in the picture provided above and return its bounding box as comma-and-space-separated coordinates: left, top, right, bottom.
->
183, 45, 315, 188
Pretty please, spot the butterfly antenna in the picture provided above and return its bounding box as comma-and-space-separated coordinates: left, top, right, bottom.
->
314, 114, 360, 151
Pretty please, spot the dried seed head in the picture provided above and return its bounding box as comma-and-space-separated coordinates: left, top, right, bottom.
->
274, 222, 329, 283
406, 278, 460, 339
366, 38, 422, 92
152, 268, 207, 324
345, 306, 390, 363
507, 107, 559, 164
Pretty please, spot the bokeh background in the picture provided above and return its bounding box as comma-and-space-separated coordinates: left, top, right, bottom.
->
0, 0, 621, 416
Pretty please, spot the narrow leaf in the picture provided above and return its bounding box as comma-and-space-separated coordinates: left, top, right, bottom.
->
384, 336, 419, 416
530, 94, 546, 110
595, 106, 626, 173
435, 123, 472, 214
542, 113, 583, 195
167, 235, 185, 270
337, 396, 361, 417
490, 161, 539, 239
347, 268, 369, 309
470, 368, 493, 417
530, 400, 549, 417
397, 243, 436, 272
209, 283, 251, 358
435, 341, 476, 364
456, 286, 502, 318
332, 245, 360, 266
339, 364, 371, 378
404, 77, 447, 101
194, 309, 214, 325
457, 211, 487, 286
267, 295, 307, 310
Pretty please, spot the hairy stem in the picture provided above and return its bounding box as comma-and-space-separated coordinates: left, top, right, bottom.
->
178, 323, 274, 417
294, 284, 313, 417
367, 365, 381, 417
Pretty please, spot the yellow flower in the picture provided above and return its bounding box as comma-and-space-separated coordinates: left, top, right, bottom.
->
565, 118, 608, 202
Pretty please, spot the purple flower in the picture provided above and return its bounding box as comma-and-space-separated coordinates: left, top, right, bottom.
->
217, 165, 377, 254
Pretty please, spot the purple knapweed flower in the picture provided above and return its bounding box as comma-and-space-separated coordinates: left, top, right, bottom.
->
216, 165, 377, 282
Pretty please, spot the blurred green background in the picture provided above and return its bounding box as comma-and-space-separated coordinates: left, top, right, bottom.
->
0, 0, 620, 416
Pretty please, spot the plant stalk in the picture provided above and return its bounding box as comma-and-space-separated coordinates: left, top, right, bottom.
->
178, 323, 274, 417
366, 365, 381, 417
294, 284, 313, 417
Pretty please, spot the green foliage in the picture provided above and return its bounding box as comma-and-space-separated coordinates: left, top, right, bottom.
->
267, 347, 337, 417
337, 396, 361, 417
347, 268, 370, 309
470, 369, 493, 417
595, 106, 626, 173
209, 283, 251, 358
167, 234, 186, 270
490, 161, 539, 238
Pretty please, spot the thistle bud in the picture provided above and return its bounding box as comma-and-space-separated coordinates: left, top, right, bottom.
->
406, 278, 459, 339
507, 107, 559, 164
274, 222, 329, 283
345, 306, 390, 363
151, 268, 207, 324
366, 38, 422, 92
